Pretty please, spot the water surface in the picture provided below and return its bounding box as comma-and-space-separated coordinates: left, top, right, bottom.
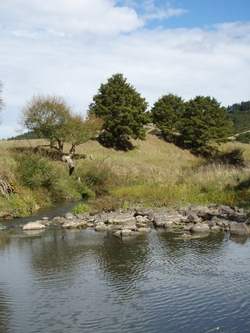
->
0, 228, 250, 333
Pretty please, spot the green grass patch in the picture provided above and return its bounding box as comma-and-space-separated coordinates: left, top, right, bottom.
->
72, 203, 90, 215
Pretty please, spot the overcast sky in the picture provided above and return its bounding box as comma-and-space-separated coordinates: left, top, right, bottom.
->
1, 0, 250, 138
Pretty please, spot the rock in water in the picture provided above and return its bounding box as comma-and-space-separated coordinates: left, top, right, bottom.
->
95, 223, 108, 232
0, 224, 7, 231
137, 227, 151, 233
153, 212, 185, 228
229, 222, 250, 236
62, 220, 87, 229
23, 222, 46, 231
191, 223, 210, 233
65, 213, 74, 220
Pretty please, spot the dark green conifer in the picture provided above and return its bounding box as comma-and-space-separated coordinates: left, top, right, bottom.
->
151, 94, 184, 142
89, 73, 148, 150
180, 96, 233, 155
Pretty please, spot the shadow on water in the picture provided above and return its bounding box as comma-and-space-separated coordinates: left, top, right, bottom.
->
96, 233, 150, 286
28, 228, 150, 289
29, 230, 103, 278
0, 201, 78, 229
230, 234, 249, 244
156, 231, 225, 256
1, 227, 250, 333
0, 289, 10, 333
0, 232, 10, 250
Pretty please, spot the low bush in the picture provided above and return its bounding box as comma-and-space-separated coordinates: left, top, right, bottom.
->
16, 154, 56, 190
16, 153, 93, 203
236, 132, 250, 144
214, 149, 245, 167
78, 162, 115, 196
72, 203, 90, 214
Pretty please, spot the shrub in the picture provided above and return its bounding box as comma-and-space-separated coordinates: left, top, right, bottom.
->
16, 154, 56, 190
16, 153, 93, 202
215, 149, 245, 167
72, 203, 90, 214
78, 163, 115, 196
1, 190, 39, 217
236, 132, 250, 144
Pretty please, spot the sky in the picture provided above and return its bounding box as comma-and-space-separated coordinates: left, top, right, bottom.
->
0, 0, 250, 138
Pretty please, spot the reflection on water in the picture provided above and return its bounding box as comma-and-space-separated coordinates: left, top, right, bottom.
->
0, 289, 10, 333
0, 233, 10, 250
0, 229, 250, 333
97, 234, 149, 283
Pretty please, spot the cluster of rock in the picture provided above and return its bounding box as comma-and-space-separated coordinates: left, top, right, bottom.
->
20, 204, 250, 239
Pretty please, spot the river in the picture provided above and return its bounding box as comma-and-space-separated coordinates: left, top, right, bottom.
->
0, 225, 250, 333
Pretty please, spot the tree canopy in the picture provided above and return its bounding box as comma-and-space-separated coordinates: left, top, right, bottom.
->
88, 73, 149, 150
23, 95, 101, 155
179, 96, 233, 155
151, 94, 185, 142
227, 100, 250, 134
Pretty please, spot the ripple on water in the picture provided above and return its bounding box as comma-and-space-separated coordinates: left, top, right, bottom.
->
0, 230, 250, 333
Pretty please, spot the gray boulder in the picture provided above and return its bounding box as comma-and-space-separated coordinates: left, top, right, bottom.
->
135, 215, 151, 227
121, 229, 133, 237
0, 224, 7, 231
62, 220, 87, 229
186, 212, 202, 224
210, 225, 222, 232
95, 223, 109, 232
153, 212, 185, 228
183, 224, 194, 232
107, 212, 136, 225
229, 222, 250, 236
191, 223, 210, 233
137, 227, 151, 233
65, 212, 74, 220
23, 221, 46, 231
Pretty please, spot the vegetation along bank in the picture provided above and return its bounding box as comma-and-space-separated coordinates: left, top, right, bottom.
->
1, 74, 250, 219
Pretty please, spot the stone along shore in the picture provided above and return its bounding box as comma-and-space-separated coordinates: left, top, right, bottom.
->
21, 205, 250, 238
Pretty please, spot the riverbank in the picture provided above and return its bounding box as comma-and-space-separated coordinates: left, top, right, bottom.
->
2, 205, 248, 241
1, 135, 250, 219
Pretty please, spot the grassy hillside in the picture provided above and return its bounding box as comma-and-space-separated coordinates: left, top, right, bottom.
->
1, 135, 250, 218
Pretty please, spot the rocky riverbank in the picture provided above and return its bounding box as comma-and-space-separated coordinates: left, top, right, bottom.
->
10, 204, 250, 239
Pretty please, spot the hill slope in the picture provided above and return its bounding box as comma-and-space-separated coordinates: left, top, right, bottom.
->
1, 135, 250, 218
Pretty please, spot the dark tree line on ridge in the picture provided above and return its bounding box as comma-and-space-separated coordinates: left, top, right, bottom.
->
227, 101, 250, 143
1, 74, 249, 157
89, 73, 233, 156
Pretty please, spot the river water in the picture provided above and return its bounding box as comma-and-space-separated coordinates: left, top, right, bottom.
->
0, 227, 250, 333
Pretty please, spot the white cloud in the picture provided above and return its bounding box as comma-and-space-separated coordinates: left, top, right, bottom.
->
0, 0, 143, 35
0, 1, 250, 138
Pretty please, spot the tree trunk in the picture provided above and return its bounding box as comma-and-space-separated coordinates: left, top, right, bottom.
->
69, 144, 76, 156
61, 155, 75, 176
57, 140, 64, 155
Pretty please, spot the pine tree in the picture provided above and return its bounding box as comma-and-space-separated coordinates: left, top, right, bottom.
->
151, 94, 185, 142
88, 73, 149, 150
180, 96, 233, 156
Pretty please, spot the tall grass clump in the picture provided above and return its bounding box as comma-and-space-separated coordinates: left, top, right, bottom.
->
15, 153, 92, 203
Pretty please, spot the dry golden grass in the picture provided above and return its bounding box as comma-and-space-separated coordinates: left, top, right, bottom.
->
75, 135, 202, 185
2, 135, 250, 211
